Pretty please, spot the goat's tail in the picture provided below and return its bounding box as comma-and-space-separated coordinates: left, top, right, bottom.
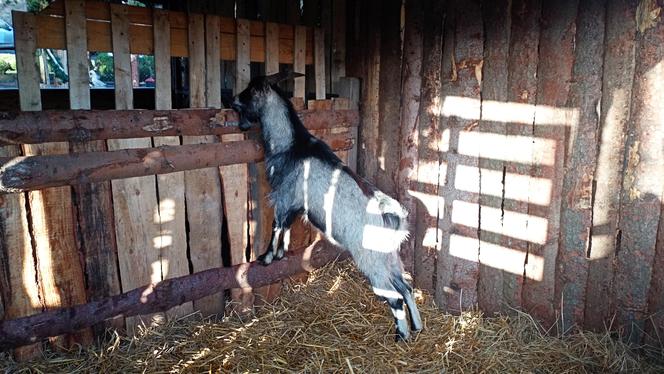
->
372, 191, 410, 245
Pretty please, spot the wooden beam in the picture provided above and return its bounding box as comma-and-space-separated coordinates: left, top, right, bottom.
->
0, 241, 349, 350
294, 25, 307, 98
314, 27, 326, 99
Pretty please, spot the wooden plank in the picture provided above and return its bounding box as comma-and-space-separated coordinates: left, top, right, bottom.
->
411, 0, 444, 294
152, 9, 193, 320
183, 13, 225, 316
477, 0, 511, 316
65, 0, 122, 336
584, 0, 637, 333
293, 25, 307, 98
646, 199, 664, 347
615, 4, 664, 343
501, 0, 541, 312
435, 0, 483, 313
523, 0, 577, 327
265, 23, 280, 74
330, 0, 346, 93
222, 18, 253, 314
555, 0, 605, 333
206, 15, 222, 108
335, 77, 360, 171
395, 0, 423, 277
14, 10, 92, 349
314, 27, 326, 99
107, 4, 163, 332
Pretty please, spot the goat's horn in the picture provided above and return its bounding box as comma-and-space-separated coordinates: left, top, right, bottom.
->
266, 69, 305, 84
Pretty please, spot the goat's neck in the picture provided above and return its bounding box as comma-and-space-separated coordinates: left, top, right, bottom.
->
259, 98, 295, 155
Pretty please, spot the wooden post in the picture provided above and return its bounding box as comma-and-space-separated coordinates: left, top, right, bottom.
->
314, 28, 326, 99
14, 9, 92, 349
152, 8, 193, 320
555, 0, 605, 333
434, 0, 483, 313
476, 0, 511, 316
183, 13, 225, 316
584, 0, 636, 333
107, 4, 163, 331
330, 0, 346, 93
65, 0, 123, 336
223, 18, 253, 314
395, 0, 423, 276
3, 10, 43, 361
293, 25, 307, 98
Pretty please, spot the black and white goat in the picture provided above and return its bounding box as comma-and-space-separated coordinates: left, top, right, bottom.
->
232, 71, 422, 341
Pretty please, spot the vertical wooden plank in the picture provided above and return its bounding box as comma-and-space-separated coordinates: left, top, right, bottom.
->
265, 23, 280, 74
615, 4, 664, 343
183, 13, 225, 316
222, 18, 253, 313
15, 10, 92, 348
555, 0, 606, 332
205, 15, 222, 108
152, 9, 193, 320
66, 0, 122, 336
2, 11, 43, 362
337, 76, 360, 170
501, 0, 541, 312
331, 0, 346, 93
477, 0, 511, 315
584, 0, 637, 333
396, 0, 423, 277
647, 200, 664, 347
107, 4, 163, 331
314, 28, 326, 99
375, 0, 402, 196
293, 25, 307, 98
523, 0, 577, 327
412, 0, 444, 293
357, 0, 381, 183
435, 0, 484, 313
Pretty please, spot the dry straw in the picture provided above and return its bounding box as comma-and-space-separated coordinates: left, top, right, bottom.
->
2, 260, 662, 373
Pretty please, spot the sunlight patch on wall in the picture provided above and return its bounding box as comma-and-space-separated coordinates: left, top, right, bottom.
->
454, 165, 553, 206
458, 131, 557, 166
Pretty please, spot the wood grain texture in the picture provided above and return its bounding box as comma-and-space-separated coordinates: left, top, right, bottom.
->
152, 8, 193, 320
435, 0, 483, 313
108, 4, 163, 331
65, 0, 122, 336
584, 0, 637, 333
395, 0, 423, 276
614, 6, 664, 343
314, 27, 326, 99
412, 0, 444, 293
15, 10, 92, 349
523, 0, 577, 327
477, 0, 511, 315
555, 0, 606, 333
184, 13, 225, 316
330, 0, 346, 93
265, 22, 280, 74
294, 25, 307, 98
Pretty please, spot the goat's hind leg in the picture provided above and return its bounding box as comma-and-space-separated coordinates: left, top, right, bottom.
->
258, 220, 282, 266
392, 275, 423, 333
371, 282, 410, 341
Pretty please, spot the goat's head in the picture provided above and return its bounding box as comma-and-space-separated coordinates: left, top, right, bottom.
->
232, 70, 304, 131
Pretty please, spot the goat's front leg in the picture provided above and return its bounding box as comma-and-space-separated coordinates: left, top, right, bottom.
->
258, 220, 282, 266
257, 209, 298, 266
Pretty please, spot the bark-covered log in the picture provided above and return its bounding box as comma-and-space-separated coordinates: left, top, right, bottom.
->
0, 133, 354, 193
0, 240, 349, 349
0, 109, 359, 146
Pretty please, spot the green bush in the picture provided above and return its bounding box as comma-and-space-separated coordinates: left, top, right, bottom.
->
0, 60, 13, 75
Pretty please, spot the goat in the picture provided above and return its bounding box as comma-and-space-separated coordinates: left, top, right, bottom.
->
231, 71, 422, 341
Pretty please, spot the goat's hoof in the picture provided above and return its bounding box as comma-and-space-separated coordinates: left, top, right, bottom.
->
257, 252, 273, 266
394, 330, 410, 343
274, 248, 285, 261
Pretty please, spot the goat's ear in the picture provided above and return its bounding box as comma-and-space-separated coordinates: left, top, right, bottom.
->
265, 69, 305, 85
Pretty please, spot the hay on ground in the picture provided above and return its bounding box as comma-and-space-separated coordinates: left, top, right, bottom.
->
1, 260, 662, 373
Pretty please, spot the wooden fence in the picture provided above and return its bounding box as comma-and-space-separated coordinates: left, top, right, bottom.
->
349, 0, 664, 347
0, 0, 358, 360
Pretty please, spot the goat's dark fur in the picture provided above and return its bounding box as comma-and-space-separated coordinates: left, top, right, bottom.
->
232, 71, 422, 341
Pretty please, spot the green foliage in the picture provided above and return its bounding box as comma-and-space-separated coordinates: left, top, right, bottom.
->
137, 55, 154, 82
0, 59, 13, 74
91, 52, 114, 83
26, 0, 49, 12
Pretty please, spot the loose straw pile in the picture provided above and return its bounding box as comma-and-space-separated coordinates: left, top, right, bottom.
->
2, 260, 662, 373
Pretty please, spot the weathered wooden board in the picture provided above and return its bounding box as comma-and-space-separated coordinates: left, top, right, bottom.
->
14, 10, 92, 349
435, 0, 483, 313
477, 0, 511, 315
614, 6, 664, 343
65, 0, 122, 336
107, 4, 163, 331
396, 0, 423, 277
314, 27, 326, 99
374, 0, 402, 196
584, 0, 637, 333
35, 1, 316, 64
555, 0, 605, 333
183, 13, 225, 316
152, 9, 193, 320
412, 0, 444, 293
522, 0, 577, 327
294, 25, 307, 98
330, 0, 346, 93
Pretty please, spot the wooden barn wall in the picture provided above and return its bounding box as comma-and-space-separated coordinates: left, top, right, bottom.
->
0, 0, 354, 359
348, 0, 664, 346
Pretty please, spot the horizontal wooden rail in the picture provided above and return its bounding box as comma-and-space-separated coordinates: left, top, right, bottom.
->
0, 240, 349, 349
0, 109, 359, 146
0, 133, 353, 193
